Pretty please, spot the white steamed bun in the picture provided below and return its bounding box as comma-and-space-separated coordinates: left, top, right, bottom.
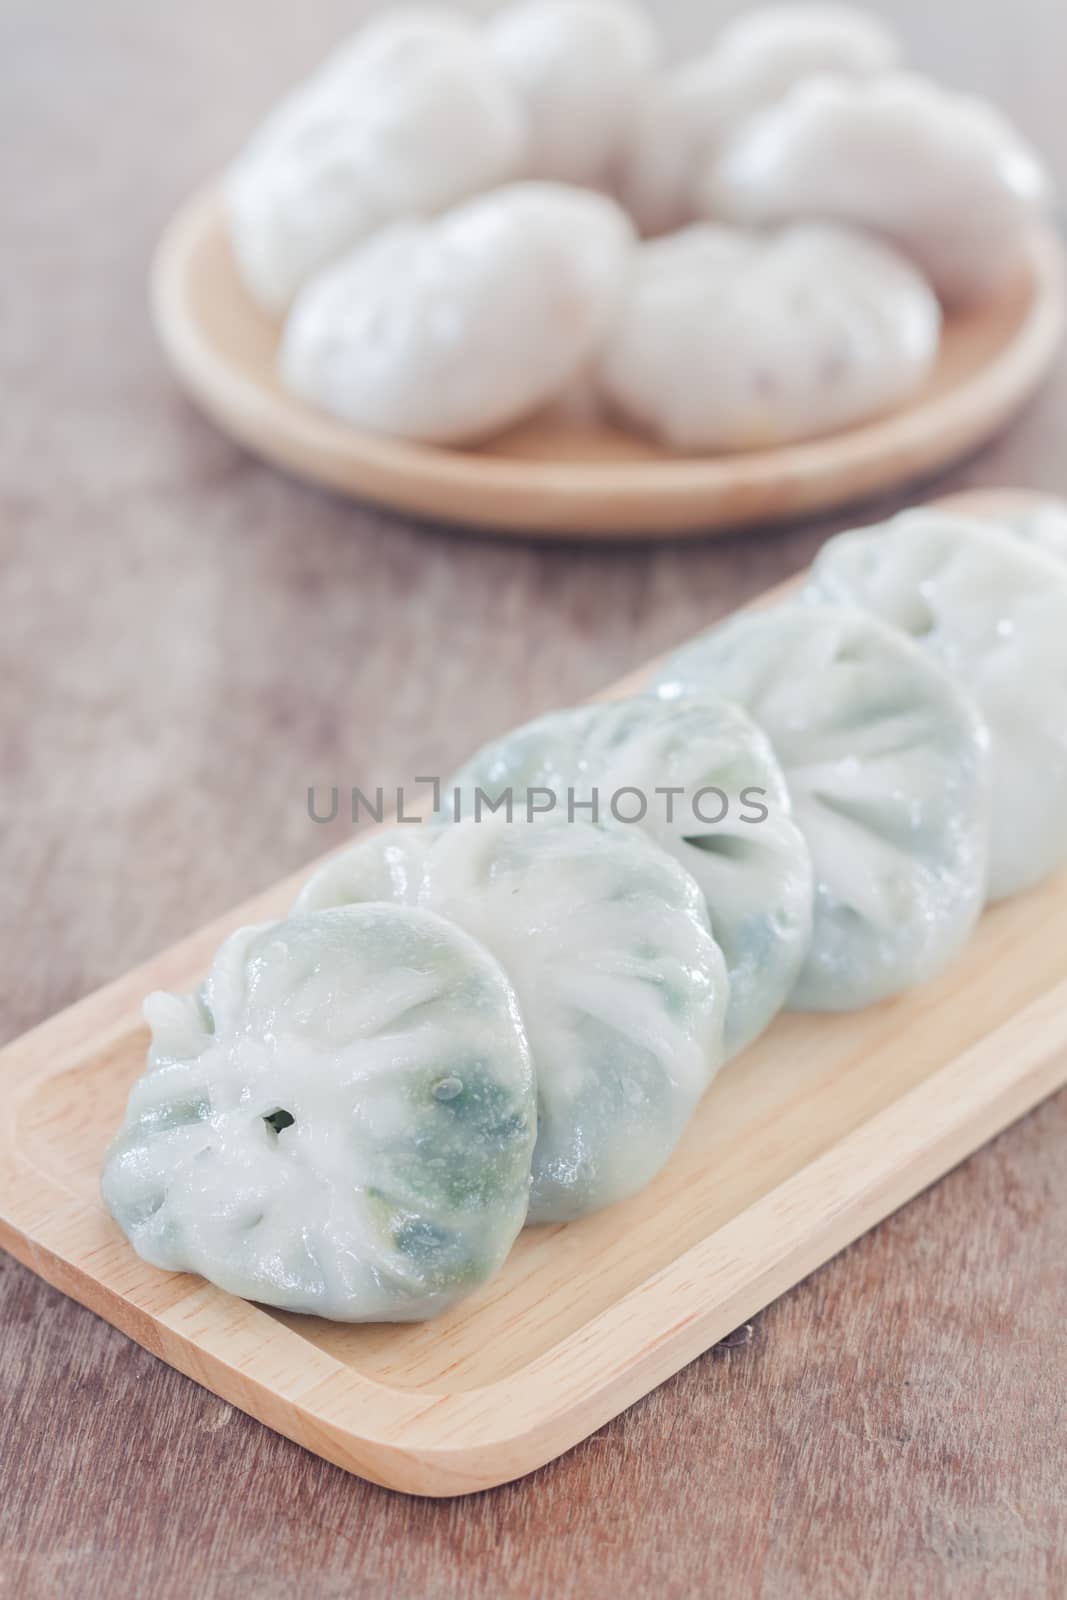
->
489, 0, 660, 187
224, 7, 524, 313
280, 181, 635, 444
617, 3, 899, 235
597, 222, 941, 451
707, 72, 1051, 304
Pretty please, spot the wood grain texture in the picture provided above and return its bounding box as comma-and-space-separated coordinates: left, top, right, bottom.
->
2, 0, 1066, 1591
2, 492, 1064, 1500
150, 192, 1065, 537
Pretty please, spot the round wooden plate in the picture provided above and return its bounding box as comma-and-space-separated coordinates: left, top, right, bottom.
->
151, 187, 1065, 540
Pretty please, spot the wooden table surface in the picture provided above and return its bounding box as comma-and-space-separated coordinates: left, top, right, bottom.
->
3, 1, 1066, 1594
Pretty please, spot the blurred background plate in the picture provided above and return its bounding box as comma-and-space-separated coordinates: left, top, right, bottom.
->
152, 187, 1065, 540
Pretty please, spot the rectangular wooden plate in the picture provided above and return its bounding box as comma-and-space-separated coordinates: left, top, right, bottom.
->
2, 489, 1065, 1497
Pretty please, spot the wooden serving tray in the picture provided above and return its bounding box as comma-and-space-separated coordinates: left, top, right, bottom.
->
2, 489, 1065, 1497
151, 189, 1065, 539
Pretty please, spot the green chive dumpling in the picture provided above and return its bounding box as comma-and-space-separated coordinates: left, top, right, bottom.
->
101, 904, 537, 1321
975, 496, 1067, 568
654, 606, 991, 1010
441, 694, 813, 1057
804, 511, 1067, 899
296, 815, 728, 1223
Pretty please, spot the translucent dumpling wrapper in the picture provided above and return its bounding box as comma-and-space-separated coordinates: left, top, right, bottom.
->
441, 694, 813, 1057
616, 3, 899, 235
224, 8, 524, 313
280, 182, 635, 444
804, 512, 1067, 900
706, 72, 1051, 305
295, 816, 728, 1223
101, 905, 537, 1321
653, 606, 992, 1010
489, 0, 659, 187
978, 496, 1067, 567
596, 222, 940, 451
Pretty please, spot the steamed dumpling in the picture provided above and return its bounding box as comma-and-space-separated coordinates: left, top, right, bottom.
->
980, 496, 1067, 566
804, 512, 1067, 899
280, 182, 635, 443
224, 8, 524, 313
101, 905, 537, 1321
654, 607, 991, 1010
703, 2, 897, 105
442, 694, 813, 1056
312, 5, 473, 84
618, 3, 898, 235
597, 222, 940, 451
295, 816, 728, 1223
707, 72, 1051, 304
489, 0, 659, 187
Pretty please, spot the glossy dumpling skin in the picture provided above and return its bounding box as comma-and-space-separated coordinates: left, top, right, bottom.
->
489, 0, 659, 187
707, 72, 1050, 305
280, 182, 634, 444
804, 512, 1067, 900
617, 3, 899, 235
296, 816, 728, 1223
442, 694, 813, 1057
654, 607, 992, 1010
596, 222, 940, 451
101, 905, 537, 1321
224, 8, 524, 313
980, 497, 1067, 566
